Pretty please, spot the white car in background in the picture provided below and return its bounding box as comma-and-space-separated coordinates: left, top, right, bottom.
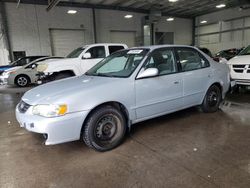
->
5, 57, 63, 87
37, 43, 128, 83
228, 45, 250, 86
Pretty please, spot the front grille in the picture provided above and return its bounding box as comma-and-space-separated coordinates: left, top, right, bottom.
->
233, 65, 246, 68
18, 101, 31, 113
234, 69, 244, 73
232, 64, 250, 74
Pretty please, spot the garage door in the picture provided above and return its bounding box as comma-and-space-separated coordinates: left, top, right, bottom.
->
110, 31, 136, 47
50, 29, 85, 57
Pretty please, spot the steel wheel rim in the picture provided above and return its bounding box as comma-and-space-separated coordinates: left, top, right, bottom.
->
94, 114, 121, 146
17, 77, 28, 86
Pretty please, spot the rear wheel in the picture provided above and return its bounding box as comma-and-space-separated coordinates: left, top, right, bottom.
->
15, 75, 30, 87
201, 85, 222, 113
82, 106, 126, 152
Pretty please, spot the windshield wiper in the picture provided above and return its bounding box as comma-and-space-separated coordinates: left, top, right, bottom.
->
85, 72, 114, 77
85, 72, 92, 76
95, 73, 114, 77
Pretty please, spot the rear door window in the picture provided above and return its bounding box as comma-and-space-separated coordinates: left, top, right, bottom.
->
176, 48, 209, 72
108, 46, 125, 55
86, 46, 106, 59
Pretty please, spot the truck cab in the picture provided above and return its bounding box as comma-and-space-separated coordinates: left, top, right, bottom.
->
37, 43, 128, 83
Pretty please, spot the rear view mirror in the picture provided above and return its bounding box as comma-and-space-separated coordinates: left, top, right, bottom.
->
137, 68, 159, 79
82, 52, 91, 59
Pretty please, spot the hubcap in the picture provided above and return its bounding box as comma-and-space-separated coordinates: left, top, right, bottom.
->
96, 115, 117, 141
17, 77, 28, 86
208, 91, 218, 107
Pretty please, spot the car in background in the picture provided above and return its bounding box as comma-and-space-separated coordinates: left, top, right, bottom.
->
16, 45, 230, 151
199, 47, 213, 58
0, 56, 47, 75
199, 47, 227, 63
4, 57, 63, 87
228, 45, 250, 86
37, 43, 128, 83
215, 48, 243, 61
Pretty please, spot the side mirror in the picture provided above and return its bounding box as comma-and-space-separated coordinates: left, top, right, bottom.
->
137, 68, 159, 79
31, 64, 37, 69
82, 52, 91, 59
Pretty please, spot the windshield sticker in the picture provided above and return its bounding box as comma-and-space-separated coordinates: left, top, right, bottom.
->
127, 50, 143, 54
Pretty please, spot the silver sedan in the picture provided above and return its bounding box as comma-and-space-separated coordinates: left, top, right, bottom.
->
16, 45, 230, 151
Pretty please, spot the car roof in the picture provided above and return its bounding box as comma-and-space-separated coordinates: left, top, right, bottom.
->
82, 43, 127, 48
128, 45, 197, 50
21, 56, 47, 58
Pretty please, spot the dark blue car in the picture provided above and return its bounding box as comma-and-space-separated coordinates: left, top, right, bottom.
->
0, 56, 46, 74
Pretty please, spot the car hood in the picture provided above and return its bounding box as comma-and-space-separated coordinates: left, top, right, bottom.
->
228, 55, 250, 65
22, 75, 122, 106
7, 66, 22, 72
38, 58, 78, 73
1, 66, 21, 75
40, 58, 76, 65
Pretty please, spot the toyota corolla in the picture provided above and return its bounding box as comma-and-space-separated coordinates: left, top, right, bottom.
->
16, 45, 230, 151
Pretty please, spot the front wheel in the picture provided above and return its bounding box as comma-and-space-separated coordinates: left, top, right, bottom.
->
15, 75, 30, 87
201, 85, 222, 113
82, 106, 127, 152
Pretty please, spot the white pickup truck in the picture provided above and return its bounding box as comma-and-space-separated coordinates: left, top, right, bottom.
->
37, 43, 128, 82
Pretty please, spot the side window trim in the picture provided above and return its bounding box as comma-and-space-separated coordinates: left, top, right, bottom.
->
174, 47, 210, 73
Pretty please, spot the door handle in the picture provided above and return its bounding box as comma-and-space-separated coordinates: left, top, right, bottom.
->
174, 81, 179, 84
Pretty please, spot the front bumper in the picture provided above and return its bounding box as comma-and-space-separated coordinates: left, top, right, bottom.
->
16, 103, 89, 145
232, 79, 250, 86
0, 74, 8, 85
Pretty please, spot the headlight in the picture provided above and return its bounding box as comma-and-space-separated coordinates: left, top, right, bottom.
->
32, 104, 67, 117
37, 64, 48, 72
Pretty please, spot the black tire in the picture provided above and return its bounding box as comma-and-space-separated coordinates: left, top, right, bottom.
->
15, 75, 30, 87
201, 85, 222, 113
82, 105, 127, 152
53, 72, 73, 81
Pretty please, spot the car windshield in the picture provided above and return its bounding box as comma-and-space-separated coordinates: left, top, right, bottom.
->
216, 51, 224, 56
86, 49, 149, 78
66, 47, 85, 58
238, 46, 250, 56
11, 58, 29, 66
10, 58, 21, 66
